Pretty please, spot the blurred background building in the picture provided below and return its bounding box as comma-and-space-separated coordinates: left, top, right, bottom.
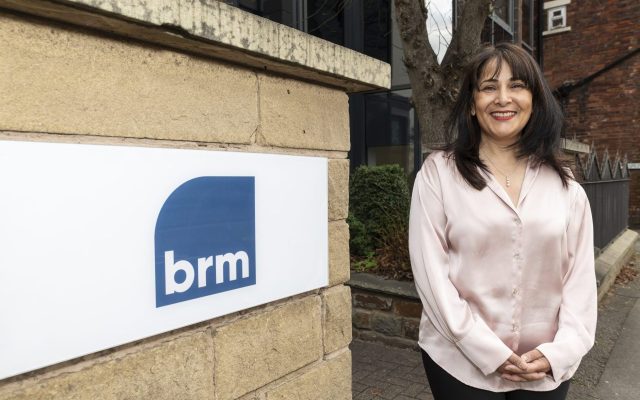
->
227, 0, 543, 177
229, 0, 638, 226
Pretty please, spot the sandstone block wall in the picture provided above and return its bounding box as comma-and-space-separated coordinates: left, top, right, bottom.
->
0, 8, 362, 399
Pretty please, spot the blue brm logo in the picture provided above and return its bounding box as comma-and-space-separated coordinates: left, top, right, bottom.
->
154, 177, 256, 307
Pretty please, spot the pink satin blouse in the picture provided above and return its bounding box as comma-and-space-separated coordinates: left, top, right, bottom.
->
408, 151, 597, 392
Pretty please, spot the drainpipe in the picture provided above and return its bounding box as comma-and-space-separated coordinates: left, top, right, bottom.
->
538, 0, 544, 69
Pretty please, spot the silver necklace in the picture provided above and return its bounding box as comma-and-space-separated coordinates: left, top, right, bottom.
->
483, 155, 522, 188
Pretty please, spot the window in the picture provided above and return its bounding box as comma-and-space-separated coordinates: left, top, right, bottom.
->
492, 0, 514, 33
478, 0, 515, 44
362, 90, 418, 176
548, 6, 566, 30
521, 0, 534, 48
307, 0, 346, 45
230, 0, 347, 44
363, 0, 391, 62
233, 0, 306, 30
543, 2, 570, 36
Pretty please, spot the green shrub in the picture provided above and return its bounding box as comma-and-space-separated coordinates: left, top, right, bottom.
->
348, 164, 412, 280
375, 224, 412, 280
347, 213, 372, 256
349, 164, 410, 245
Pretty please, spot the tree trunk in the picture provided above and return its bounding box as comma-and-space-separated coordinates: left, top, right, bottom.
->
393, 0, 493, 153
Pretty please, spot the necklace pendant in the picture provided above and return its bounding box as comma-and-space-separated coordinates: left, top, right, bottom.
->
506, 176, 511, 187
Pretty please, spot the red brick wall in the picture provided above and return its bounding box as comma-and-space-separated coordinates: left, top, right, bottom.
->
543, 0, 640, 225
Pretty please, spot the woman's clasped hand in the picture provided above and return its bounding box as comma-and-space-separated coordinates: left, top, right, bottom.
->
498, 351, 551, 382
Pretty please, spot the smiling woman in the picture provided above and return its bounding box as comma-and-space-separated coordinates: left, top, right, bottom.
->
408, 43, 597, 400
446, 43, 569, 191
472, 62, 532, 148
472, 61, 533, 203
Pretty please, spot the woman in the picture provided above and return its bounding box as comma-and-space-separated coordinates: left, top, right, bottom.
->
408, 42, 597, 400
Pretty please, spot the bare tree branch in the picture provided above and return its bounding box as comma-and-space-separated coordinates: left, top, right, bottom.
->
429, 2, 452, 51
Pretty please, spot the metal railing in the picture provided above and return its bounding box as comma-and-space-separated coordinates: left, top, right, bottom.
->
576, 149, 630, 249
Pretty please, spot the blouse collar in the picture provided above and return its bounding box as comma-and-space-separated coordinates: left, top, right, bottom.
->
479, 156, 540, 216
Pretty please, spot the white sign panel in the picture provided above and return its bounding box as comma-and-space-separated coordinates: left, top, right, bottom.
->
627, 163, 640, 170
0, 140, 328, 379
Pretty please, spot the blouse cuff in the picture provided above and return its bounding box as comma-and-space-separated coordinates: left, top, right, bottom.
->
536, 343, 573, 382
456, 318, 513, 375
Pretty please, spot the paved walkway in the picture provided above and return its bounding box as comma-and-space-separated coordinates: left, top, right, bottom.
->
351, 241, 640, 400
351, 340, 431, 400
593, 239, 640, 400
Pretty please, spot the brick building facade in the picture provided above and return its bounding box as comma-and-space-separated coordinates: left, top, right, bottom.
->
542, 0, 640, 225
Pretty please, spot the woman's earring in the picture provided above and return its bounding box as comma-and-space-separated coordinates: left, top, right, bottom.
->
471, 109, 476, 116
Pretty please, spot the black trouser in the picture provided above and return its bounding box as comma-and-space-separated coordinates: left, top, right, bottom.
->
421, 349, 570, 400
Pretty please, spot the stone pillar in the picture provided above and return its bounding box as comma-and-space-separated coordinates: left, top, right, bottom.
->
0, 1, 389, 399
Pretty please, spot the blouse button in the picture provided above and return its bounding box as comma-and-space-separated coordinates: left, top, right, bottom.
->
512, 324, 519, 333
512, 288, 519, 296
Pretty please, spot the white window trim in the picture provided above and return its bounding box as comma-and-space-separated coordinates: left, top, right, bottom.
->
547, 6, 567, 29
543, 26, 571, 36
544, 0, 571, 10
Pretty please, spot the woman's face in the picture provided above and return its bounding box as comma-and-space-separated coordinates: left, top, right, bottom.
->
472, 60, 533, 146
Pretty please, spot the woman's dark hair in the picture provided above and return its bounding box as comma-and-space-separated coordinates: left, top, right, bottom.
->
444, 42, 570, 189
